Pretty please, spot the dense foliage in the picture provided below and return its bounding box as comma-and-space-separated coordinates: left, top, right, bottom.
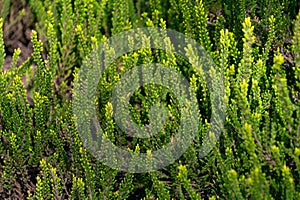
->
0, 0, 300, 199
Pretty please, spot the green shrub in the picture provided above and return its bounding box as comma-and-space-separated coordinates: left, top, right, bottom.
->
0, 0, 300, 199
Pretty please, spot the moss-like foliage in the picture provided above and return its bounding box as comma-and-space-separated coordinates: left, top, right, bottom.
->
0, 0, 300, 199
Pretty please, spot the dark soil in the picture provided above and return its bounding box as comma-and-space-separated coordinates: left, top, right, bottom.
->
2, 0, 34, 71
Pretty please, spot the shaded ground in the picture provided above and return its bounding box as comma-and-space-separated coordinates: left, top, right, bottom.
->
2, 0, 34, 71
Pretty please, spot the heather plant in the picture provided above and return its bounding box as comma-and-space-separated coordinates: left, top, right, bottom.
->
0, 0, 300, 199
